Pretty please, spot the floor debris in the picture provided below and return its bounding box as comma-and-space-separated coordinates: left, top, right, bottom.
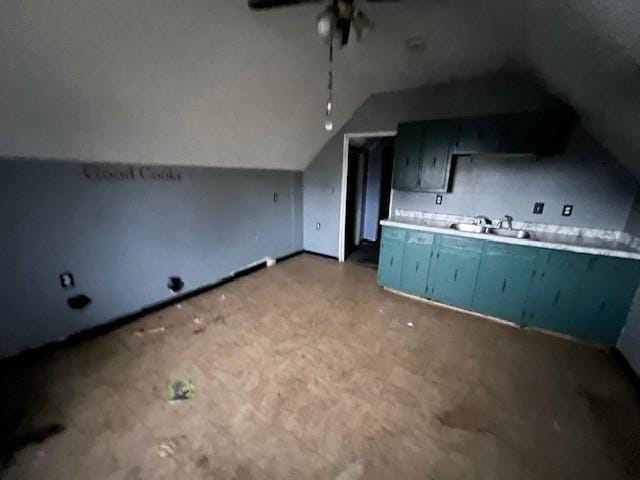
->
407, 321, 415, 328
193, 317, 206, 334
157, 441, 175, 458
167, 380, 194, 402
134, 326, 166, 337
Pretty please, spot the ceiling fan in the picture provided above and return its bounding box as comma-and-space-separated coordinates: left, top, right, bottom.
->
249, 0, 397, 131
249, 0, 395, 46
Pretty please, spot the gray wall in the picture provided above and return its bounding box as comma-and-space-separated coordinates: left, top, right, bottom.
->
392, 128, 638, 230
303, 75, 560, 256
0, 159, 302, 358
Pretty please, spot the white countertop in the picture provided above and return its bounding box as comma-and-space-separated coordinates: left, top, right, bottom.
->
381, 217, 640, 260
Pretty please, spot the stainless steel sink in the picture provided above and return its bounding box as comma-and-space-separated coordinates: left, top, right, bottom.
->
487, 228, 532, 239
450, 223, 533, 239
449, 223, 487, 234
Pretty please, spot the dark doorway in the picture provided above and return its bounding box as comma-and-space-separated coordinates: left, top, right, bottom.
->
344, 136, 396, 269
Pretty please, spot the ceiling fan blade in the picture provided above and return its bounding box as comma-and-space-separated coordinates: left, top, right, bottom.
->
248, 0, 322, 9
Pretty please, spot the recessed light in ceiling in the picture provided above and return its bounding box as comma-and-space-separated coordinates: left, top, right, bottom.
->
405, 36, 426, 53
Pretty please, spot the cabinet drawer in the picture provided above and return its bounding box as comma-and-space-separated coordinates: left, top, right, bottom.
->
439, 235, 484, 253
484, 241, 538, 260
407, 231, 434, 245
382, 227, 407, 242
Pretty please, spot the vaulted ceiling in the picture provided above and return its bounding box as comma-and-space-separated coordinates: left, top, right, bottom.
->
0, 1, 638, 175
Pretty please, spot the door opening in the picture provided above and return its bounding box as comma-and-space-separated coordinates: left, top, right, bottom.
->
341, 134, 396, 268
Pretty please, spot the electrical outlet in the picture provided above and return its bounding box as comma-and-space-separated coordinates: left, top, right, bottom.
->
533, 202, 545, 215
435, 195, 443, 205
60, 272, 74, 289
562, 205, 573, 216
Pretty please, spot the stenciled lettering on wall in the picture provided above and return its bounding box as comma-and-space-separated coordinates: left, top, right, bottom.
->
82, 164, 182, 182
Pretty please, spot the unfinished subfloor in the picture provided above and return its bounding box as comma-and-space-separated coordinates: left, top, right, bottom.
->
2, 254, 639, 479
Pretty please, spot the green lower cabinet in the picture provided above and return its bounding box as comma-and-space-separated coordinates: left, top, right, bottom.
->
524, 250, 590, 334
570, 256, 640, 344
428, 235, 483, 309
399, 232, 435, 296
377, 228, 406, 289
472, 243, 537, 323
378, 226, 640, 345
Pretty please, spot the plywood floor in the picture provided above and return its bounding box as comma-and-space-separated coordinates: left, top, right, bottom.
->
2, 254, 639, 479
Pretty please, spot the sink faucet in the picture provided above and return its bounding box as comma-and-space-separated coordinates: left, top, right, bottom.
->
474, 215, 490, 226
492, 215, 513, 229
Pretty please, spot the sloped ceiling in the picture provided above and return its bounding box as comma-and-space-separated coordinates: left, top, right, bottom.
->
0, 1, 638, 175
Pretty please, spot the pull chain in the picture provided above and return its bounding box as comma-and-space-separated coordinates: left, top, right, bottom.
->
325, 41, 334, 131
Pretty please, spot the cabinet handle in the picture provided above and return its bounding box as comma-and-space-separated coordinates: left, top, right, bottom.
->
454, 269, 458, 281
415, 262, 419, 272
501, 279, 507, 293
599, 301, 606, 312
405, 156, 409, 166
390, 256, 394, 267
432, 156, 436, 167
554, 290, 560, 305
531, 269, 536, 278
430, 251, 433, 258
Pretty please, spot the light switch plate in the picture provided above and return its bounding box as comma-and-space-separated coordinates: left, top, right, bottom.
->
435, 195, 443, 205
562, 205, 573, 216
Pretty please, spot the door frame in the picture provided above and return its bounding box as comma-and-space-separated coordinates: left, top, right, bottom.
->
339, 131, 396, 262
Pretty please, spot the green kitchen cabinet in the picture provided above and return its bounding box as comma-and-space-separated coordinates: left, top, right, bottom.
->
400, 232, 435, 296
393, 123, 422, 190
523, 250, 590, 334
472, 242, 538, 323
377, 227, 406, 289
570, 256, 640, 344
451, 117, 501, 154
428, 235, 484, 309
417, 121, 453, 193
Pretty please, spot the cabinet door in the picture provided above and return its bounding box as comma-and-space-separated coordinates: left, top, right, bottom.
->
400, 232, 435, 296
377, 228, 406, 289
393, 123, 422, 190
451, 117, 501, 154
497, 113, 536, 153
428, 235, 483, 309
523, 250, 589, 334
472, 242, 537, 323
417, 121, 453, 193
571, 256, 640, 345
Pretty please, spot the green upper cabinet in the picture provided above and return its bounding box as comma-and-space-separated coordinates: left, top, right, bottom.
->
451, 117, 501, 154
429, 235, 484, 309
393, 123, 422, 190
392, 109, 574, 193
472, 243, 537, 323
417, 120, 454, 193
377, 228, 406, 289
400, 232, 435, 296
570, 256, 640, 344
523, 250, 590, 334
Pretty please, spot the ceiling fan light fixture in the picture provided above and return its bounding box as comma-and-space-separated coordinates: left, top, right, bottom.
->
317, 7, 337, 40
352, 10, 374, 41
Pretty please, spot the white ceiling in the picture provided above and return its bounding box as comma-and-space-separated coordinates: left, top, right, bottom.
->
0, 1, 638, 175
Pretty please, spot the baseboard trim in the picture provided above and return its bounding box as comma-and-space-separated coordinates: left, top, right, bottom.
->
302, 250, 339, 260
0, 249, 305, 364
